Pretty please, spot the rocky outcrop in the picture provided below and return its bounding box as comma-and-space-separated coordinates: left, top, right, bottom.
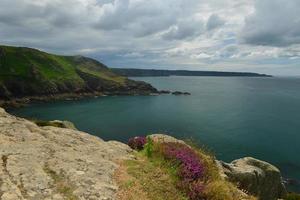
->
0, 110, 288, 200
218, 157, 287, 200
149, 134, 186, 144
0, 107, 132, 200
150, 134, 287, 200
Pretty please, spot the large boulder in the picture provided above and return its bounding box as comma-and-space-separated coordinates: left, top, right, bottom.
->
0, 107, 132, 200
218, 157, 287, 200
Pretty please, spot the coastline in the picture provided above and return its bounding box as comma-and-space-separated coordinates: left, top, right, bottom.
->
0, 108, 289, 200
0, 91, 158, 109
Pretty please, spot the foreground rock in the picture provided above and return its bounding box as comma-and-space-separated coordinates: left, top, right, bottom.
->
0, 108, 132, 200
218, 157, 287, 200
0, 110, 288, 200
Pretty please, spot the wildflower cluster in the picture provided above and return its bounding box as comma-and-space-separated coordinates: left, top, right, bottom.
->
128, 136, 147, 150
127, 136, 206, 200
160, 142, 205, 200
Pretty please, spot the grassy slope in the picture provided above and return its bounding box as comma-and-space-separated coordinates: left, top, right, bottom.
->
0, 45, 155, 98
115, 141, 257, 200
0, 46, 83, 83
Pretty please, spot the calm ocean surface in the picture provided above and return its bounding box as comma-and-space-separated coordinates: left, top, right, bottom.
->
10, 76, 300, 191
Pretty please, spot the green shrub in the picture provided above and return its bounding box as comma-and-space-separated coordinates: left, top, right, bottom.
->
144, 136, 154, 158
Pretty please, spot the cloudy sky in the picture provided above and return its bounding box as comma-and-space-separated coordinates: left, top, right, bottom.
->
1, 0, 300, 75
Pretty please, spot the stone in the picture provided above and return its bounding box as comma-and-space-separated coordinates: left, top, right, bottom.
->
171, 91, 191, 95
149, 134, 186, 144
158, 90, 171, 94
0, 107, 132, 200
49, 120, 77, 130
218, 157, 287, 200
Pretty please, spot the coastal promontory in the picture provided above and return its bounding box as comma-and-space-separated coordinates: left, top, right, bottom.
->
0, 45, 157, 102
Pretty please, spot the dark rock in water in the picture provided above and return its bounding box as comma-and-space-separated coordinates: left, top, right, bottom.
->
172, 91, 183, 95
172, 91, 191, 95
284, 178, 300, 186
158, 90, 171, 94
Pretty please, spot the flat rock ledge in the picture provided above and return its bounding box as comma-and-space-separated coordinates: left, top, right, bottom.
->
0, 107, 132, 200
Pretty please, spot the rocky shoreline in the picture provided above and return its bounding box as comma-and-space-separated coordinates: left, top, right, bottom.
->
0, 107, 292, 200
0, 90, 192, 109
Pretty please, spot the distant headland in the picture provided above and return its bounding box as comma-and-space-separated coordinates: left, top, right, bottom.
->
112, 68, 272, 77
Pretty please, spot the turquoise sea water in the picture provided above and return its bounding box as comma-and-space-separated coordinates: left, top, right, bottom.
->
10, 76, 300, 191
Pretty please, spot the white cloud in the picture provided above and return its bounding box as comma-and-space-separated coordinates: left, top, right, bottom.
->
240, 0, 300, 47
0, 0, 299, 75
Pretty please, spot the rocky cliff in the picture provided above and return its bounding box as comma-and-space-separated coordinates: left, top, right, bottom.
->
0, 107, 132, 200
0, 45, 157, 102
0, 108, 287, 200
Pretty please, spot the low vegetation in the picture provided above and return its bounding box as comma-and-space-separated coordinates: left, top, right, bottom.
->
286, 193, 300, 200
33, 120, 66, 128
43, 165, 78, 200
119, 136, 256, 200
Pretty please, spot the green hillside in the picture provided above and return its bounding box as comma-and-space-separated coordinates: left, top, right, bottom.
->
0, 45, 157, 99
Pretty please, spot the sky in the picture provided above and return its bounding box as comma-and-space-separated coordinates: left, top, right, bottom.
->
0, 0, 300, 75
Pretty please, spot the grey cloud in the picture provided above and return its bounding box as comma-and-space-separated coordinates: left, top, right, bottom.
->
206, 14, 225, 30
241, 0, 300, 47
218, 45, 239, 58
94, 0, 199, 37
0, 0, 299, 75
162, 20, 204, 40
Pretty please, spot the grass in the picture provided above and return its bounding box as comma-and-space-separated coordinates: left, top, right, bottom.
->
115, 152, 188, 200
286, 193, 300, 200
116, 137, 257, 200
77, 65, 127, 84
31, 119, 66, 128
43, 165, 78, 200
0, 45, 128, 93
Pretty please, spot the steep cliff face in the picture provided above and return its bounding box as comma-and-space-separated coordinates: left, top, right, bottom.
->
0, 107, 132, 199
0, 45, 157, 100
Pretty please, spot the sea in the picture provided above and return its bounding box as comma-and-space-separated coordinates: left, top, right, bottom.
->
10, 76, 300, 192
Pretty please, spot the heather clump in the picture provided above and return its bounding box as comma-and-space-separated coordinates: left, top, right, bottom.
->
128, 136, 147, 150
160, 142, 204, 181
126, 135, 256, 200
160, 142, 205, 200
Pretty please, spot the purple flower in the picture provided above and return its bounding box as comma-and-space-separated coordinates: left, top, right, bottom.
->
161, 143, 204, 181
128, 136, 147, 150
160, 142, 206, 199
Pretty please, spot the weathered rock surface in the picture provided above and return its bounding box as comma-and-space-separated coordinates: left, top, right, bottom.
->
48, 120, 77, 130
0, 107, 132, 200
218, 157, 287, 200
0, 110, 288, 200
149, 134, 186, 144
